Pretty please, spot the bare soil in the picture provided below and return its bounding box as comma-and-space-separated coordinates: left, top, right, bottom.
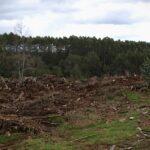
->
0, 75, 149, 149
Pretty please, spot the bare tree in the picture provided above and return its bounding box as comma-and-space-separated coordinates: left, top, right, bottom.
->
14, 23, 30, 84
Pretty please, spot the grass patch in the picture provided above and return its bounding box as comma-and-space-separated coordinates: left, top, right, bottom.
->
48, 114, 65, 125
74, 121, 137, 144
17, 138, 75, 150
61, 120, 138, 145
126, 91, 140, 102
126, 91, 150, 104
11, 119, 140, 150
118, 111, 140, 118
0, 134, 19, 144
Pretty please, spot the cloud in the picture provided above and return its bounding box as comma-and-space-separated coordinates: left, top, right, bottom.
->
72, 0, 150, 25
75, 10, 137, 25
0, 0, 41, 20
0, 0, 150, 41
0, 0, 77, 21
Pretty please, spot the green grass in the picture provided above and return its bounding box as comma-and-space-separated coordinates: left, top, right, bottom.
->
48, 114, 65, 125
126, 91, 150, 104
17, 138, 75, 150
60, 120, 138, 145
0, 134, 19, 144
16, 119, 138, 150
17, 118, 138, 149
118, 111, 140, 118
126, 91, 140, 102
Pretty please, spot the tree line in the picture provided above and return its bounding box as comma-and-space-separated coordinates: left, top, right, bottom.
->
0, 32, 150, 78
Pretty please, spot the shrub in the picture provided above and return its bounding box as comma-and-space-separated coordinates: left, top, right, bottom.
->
141, 58, 150, 88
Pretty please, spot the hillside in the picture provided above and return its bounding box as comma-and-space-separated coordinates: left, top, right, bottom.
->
0, 75, 149, 150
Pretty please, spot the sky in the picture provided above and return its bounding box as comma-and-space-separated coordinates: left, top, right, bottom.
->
0, 0, 150, 41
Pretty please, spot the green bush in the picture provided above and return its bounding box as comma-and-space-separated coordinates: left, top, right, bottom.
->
141, 58, 150, 88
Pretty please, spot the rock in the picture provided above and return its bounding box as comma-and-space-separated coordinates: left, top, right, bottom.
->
76, 98, 81, 102
129, 116, 135, 120
112, 79, 116, 83
109, 145, 116, 150
137, 127, 142, 131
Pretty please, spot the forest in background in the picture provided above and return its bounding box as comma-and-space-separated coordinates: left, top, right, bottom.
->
0, 32, 150, 78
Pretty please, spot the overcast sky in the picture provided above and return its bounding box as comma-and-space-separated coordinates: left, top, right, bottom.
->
0, 0, 150, 41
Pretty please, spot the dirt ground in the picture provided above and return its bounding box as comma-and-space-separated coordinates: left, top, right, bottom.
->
0, 75, 149, 149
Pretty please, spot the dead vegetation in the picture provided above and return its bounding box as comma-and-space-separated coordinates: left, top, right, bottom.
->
0, 75, 149, 149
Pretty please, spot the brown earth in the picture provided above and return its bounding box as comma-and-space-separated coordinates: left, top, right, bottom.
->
0, 75, 149, 149
0, 75, 142, 133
